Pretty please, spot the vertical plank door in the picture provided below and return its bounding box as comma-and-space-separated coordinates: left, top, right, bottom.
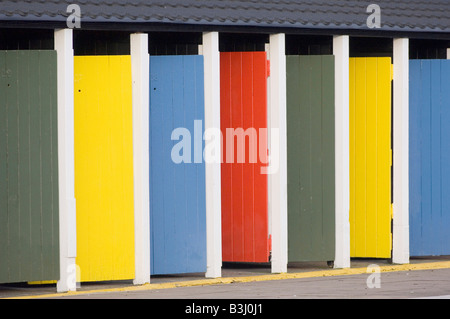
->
409, 60, 450, 256
220, 52, 270, 263
74, 56, 135, 282
350, 57, 393, 258
286, 55, 336, 262
0, 51, 59, 284
149, 55, 207, 275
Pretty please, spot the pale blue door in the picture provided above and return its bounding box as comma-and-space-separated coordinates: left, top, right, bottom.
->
150, 55, 207, 275
410, 59, 450, 256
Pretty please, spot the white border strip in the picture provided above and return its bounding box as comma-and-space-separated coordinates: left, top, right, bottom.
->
203, 32, 223, 278
54, 29, 77, 293
333, 35, 351, 269
392, 38, 410, 264
130, 33, 151, 285
269, 33, 288, 274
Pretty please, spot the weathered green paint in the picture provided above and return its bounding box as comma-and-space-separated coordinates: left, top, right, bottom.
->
286, 55, 335, 262
0, 51, 59, 283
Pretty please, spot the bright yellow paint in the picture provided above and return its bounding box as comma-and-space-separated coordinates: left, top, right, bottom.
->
350, 58, 392, 258
74, 56, 135, 282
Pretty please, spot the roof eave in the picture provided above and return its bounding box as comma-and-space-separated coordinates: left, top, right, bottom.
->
1, 18, 449, 40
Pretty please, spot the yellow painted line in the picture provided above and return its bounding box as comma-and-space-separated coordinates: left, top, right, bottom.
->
5, 261, 450, 299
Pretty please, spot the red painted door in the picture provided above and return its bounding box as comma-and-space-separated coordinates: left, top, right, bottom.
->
220, 52, 270, 263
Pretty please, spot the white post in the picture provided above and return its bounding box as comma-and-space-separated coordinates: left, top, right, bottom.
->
392, 38, 410, 265
269, 33, 288, 274
54, 29, 77, 293
130, 33, 151, 285
447, 48, 450, 59
202, 32, 222, 278
333, 35, 351, 269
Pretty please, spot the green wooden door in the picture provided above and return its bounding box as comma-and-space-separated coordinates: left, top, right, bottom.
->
0, 51, 59, 284
287, 55, 335, 262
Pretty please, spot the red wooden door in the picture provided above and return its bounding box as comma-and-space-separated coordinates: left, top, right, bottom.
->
220, 52, 270, 263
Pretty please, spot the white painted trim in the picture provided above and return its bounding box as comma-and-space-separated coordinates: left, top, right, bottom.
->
392, 38, 410, 265
333, 35, 351, 269
265, 42, 272, 240
54, 29, 77, 293
447, 48, 450, 59
268, 33, 288, 274
130, 33, 151, 285
202, 32, 222, 278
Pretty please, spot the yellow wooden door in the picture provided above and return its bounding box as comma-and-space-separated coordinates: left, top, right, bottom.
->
350, 57, 393, 258
74, 56, 135, 282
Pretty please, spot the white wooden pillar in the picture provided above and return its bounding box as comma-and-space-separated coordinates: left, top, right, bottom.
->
202, 32, 222, 278
54, 29, 77, 293
130, 33, 151, 285
333, 35, 351, 269
447, 48, 450, 59
269, 33, 288, 274
392, 38, 410, 265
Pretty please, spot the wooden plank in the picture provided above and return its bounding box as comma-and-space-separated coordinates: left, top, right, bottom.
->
408, 60, 423, 255
74, 56, 135, 282
38, 50, 59, 280
321, 55, 336, 260
6, 51, 21, 282
220, 52, 233, 262
409, 60, 450, 256
286, 55, 335, 262
183, 55, 207, 273
440, 60, 450, 255
286, 55, 302, 261
149, 55, 207, 275
0, 51, 59, 284
149, 55, 166, 274
297, 56, 312, 258
242, 52, 255, 262
17, 51, 32, 281
230, 52, 244, 262
365, 58, 378, 257
352, 58, 368, 257
376, 58, 392, 257
420, 61, 433, 255
252, 52, 269, 261
349, 57, 392, 258
430, 61, 442, 254
309, 56, 324, 260
171, 56, 187, 270
220, 52, 269, 263
0, 51, 9, 282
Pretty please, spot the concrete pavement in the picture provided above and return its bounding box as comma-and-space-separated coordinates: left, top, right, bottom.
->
2, 257, 450, 299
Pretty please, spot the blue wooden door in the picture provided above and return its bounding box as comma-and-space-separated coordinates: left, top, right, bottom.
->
410, 59, 450, 256
149, 55, 207, 275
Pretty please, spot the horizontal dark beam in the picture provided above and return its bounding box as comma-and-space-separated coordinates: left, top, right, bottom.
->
0, 20, 449, 40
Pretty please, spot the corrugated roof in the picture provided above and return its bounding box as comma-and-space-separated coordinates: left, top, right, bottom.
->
0, 0, 449, 33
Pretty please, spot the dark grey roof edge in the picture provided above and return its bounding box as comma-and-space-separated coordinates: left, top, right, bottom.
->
1, 15, 449, 34
0, 0, 449, 34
